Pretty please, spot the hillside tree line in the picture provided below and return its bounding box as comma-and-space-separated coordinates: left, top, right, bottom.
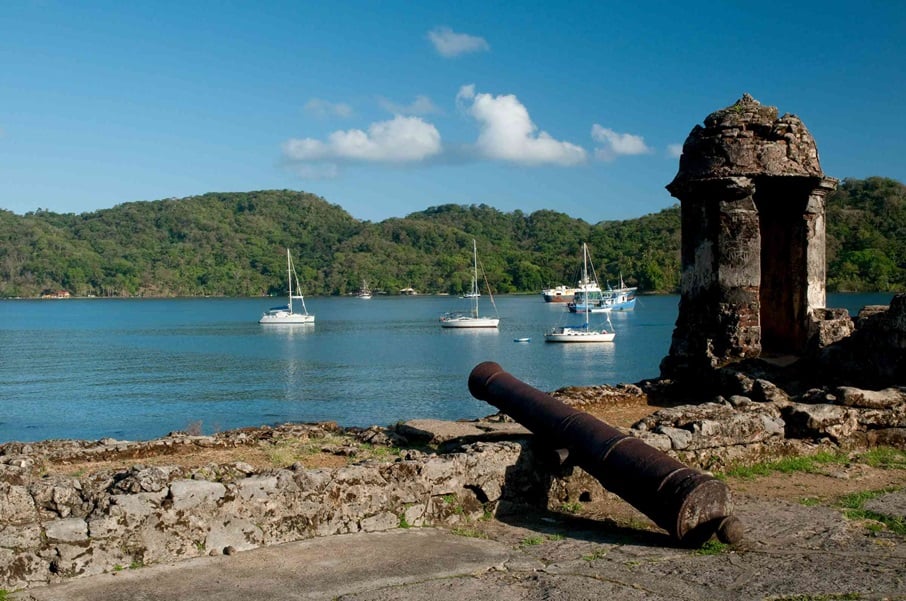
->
0, 177, 903, 298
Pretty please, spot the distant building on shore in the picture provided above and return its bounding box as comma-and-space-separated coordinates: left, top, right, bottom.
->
40, 289, 71, 299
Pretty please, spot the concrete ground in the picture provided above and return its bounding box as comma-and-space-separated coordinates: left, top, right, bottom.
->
11, 490, 906, 601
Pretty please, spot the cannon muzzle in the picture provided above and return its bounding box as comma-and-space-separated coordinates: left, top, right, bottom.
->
468, 361, 743, 547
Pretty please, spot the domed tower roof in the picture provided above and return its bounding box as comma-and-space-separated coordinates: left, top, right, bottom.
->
668, 93, 825, 193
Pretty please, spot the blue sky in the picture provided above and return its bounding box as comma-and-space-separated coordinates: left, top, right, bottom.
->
1, 1, 903, 223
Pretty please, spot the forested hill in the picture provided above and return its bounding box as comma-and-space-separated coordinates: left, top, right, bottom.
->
1, 177, 903, 298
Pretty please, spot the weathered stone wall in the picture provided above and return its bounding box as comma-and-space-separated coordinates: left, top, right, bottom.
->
810, 294, 906, 387
0, 438, 539, 590
663, 94, 838, 378
3, 371, 905, 591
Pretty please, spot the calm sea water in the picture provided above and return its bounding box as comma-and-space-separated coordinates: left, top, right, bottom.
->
0, 293, 893, 443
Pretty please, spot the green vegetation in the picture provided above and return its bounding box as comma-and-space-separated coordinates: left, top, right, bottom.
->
721, 447, 906, 481
859, 446, 906, 469
582, 547, 608, 561
260, 434, 401, 467
720, 450, 850, 479
558, 501, 583, 514
1, 177, 903, 298
450, 526, 488, 539
693, 539, 729, 555
837, 489, 906, 535
520, 535, 545, 546
721, 448, 905, 537
827, 177, 906, 292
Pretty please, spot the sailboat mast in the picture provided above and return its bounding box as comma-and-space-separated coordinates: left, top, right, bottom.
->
472, 239, 479, 317
583, 243, 590, 327
286, 248, 293, 313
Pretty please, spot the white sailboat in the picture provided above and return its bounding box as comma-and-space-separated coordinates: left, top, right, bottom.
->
545, 243, 615, 342
440, 239, 500, 329
357, 279, 373, 299
258, 249, 315, 325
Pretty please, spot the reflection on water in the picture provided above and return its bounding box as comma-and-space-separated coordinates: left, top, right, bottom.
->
0, 293, 893, 442
547, 341, 617, 372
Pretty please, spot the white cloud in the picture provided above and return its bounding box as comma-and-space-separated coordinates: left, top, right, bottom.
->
428, 27, 490, 58
304, 98, 353, 118
283, 115, 442, 164
378, 95, 441, 116
591, 125, 652, 161
456, 85, 587, 166
667, 143, 684, 158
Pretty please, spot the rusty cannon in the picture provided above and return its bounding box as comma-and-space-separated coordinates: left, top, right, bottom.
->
468, 361, 743, 547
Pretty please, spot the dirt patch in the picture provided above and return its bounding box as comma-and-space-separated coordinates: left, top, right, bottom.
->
22, 395, 659, 480
729, 463, 906, 504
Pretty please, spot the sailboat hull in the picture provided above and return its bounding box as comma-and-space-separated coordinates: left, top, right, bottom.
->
440, 315, 499, 328
544, 327, 614, 342
259, 310, 315, 324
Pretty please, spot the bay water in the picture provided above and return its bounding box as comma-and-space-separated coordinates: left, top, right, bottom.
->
0, 293, 893, 443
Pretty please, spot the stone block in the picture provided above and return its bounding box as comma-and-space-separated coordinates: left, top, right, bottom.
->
657, 426, 693, 451
205, 518, 263, 553
836, 386, 905, 410
0, 523, 42, 549
44, 517, 88, 542
782, 403, 860, 441
0, 484, 37, 523
238, 475, 280, 500
169, 479, 226, 510
360, 511, 399, 532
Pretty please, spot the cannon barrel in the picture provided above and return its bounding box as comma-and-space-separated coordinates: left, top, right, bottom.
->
468, 361, 743, 546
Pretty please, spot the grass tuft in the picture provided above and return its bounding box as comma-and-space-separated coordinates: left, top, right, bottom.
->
582, 547, 608, 561
520, 535, 545, 547
694, 539, 728, 555
559, 501, 583, 514
837, 488, 906, 535
450, 526, 488, 539
722, 450, 850, 480
860, 447, 906, 469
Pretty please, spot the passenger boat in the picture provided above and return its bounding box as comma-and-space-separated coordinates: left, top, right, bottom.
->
540, 285, 578, 303
569, 277, 637, 313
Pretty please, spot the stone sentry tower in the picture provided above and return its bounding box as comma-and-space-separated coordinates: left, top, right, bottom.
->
661, 94, 839, 379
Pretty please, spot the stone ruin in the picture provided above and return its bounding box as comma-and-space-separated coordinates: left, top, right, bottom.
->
1, 94, 904, 591
660, 93, 904, 390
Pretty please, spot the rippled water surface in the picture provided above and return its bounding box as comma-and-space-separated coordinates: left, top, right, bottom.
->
0, 293, 892, 442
